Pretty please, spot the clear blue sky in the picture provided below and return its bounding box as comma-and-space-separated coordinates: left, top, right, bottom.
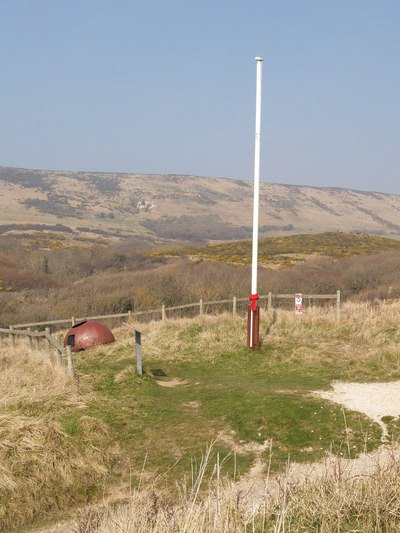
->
1, 1, 399, 193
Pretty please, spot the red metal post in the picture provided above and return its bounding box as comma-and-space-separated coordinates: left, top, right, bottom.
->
247, 294, 260, 349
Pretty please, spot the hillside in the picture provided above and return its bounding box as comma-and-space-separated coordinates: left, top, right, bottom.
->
1, 166, 400, 245
151, 231, 400, 269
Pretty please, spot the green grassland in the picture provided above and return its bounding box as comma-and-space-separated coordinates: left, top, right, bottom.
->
5, 301, 400, 531
62, 302, 400, 492
150, 232, 400, 268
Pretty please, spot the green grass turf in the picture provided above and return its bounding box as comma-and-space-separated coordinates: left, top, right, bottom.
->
61, 328, 383, 489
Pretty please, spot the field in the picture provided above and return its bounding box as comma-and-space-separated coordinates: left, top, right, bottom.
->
3, 301, 400, 531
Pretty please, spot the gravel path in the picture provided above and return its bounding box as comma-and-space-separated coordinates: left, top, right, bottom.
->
315, 380, 400, 440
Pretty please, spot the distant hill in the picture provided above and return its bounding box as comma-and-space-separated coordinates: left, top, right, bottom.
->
1, 165, 400, 245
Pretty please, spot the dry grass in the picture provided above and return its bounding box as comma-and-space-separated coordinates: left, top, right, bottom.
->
74, 443, 400, 532
0, 341, 118, 531
0, 343, 82, 413
4, 301, 400, 531
133, 298, 400, 360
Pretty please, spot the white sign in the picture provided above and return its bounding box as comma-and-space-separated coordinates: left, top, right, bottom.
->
295, 293, 303, 314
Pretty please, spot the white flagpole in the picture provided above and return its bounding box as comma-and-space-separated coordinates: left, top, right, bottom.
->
249, 56, 263, 348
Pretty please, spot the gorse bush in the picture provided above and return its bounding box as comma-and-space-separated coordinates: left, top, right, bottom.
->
151, 231, 400, 266
2, 249, 400, 326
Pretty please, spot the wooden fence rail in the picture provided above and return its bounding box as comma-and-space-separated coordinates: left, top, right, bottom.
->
9, 291, 341, 331
0, 327, 73, 375
1, 291, 341, 380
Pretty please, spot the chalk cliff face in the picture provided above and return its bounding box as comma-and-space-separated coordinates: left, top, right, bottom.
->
1, 165, 400, 243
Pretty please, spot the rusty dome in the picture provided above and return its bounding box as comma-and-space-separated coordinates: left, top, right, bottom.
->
64, 320, 115, 352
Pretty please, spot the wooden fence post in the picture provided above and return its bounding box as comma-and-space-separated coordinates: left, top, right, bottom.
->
45, 327, 52, 355
135, 330, 143, 376
54, 349, 62, 366
232, 296, 237, 319
66, 345, 75, 378
9, 326, 15, 350
336, 290, 341, 322
199, 299, 204, 316
71, 317, 75, 326
162, 305, 166, 324
128, 310, 132, 322
27, 328, 33, 351
34, 330, 40, 351
268, 292, 272, 311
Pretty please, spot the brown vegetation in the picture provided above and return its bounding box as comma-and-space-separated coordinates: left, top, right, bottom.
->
73, 443, 400, 533
1, 239, 400, 326
3, 165, 400, 241
0, 342, 118, 531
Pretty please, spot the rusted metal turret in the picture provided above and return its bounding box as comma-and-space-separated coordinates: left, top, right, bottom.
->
64, 320, 115, 352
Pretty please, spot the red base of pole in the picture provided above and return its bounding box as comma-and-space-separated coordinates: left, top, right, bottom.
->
247, 305, 260, 349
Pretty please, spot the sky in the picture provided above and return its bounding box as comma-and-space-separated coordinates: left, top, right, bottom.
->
0, 0, 399, 193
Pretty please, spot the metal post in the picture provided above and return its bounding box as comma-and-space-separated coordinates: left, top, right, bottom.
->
267, 292, 272, 311
135, 330, 143, 376
199, 298, 204, 316
336, 290, 341, 322
232, 296, 237, 319
71, 316, 75, 326
248, 56, 263, 349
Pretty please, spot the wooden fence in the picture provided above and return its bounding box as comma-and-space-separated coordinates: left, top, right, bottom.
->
0, 326, 76, 376
8, 290, 341, 331
0, 291, 340, 378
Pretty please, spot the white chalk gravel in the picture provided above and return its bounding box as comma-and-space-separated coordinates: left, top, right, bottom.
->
314, 380, 400, 441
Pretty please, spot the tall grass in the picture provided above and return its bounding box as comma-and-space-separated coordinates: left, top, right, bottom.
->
75, 444, 400, 532
0, 341, 118, 531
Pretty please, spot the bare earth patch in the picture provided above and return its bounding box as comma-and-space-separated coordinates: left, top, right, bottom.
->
155, 378, 189, 388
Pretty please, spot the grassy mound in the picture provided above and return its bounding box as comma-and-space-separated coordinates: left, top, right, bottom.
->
67, 302, 400, 488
